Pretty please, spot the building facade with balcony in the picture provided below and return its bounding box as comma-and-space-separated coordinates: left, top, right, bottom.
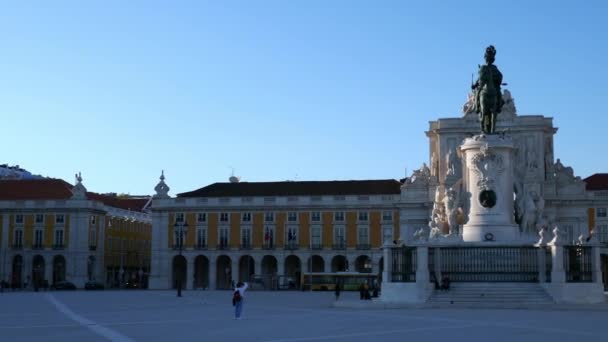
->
149, 176, 401, 290
0, 174, 151, 289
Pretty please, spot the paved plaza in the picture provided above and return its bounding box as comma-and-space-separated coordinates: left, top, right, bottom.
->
1, 290, 608, 342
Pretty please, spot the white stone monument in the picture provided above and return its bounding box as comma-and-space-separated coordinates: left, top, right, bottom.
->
460, 134, 520, 242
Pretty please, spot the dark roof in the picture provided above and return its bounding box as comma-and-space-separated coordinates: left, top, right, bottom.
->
177, 179, 403, 198
584, 173, 608, 191
85, 192, 150, 212
0, 179, 150, 212
0, 179, 74, 200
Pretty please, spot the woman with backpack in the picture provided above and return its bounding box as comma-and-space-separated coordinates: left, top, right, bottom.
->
232, 282, 249, 320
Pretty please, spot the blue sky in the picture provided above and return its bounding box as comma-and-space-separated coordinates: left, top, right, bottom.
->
2, 0, 607, 195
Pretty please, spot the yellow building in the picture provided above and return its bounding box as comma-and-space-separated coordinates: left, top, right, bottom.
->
0, 175, 151, 289
149, 174, 401, 290
584, 173, 608, 289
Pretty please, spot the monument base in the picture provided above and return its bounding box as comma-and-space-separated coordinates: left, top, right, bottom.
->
380, 282, 433, 304
462, 223, 521, 242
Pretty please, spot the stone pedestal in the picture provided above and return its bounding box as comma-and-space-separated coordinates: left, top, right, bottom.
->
461, 134, 520, 242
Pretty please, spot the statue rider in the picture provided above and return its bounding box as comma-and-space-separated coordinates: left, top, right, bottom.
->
472, 45, 504, 134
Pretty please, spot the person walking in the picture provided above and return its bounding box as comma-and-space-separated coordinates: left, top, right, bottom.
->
232, 282, 249, 320
334, 281, 341, 301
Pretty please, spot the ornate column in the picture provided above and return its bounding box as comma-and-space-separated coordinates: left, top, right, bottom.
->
149, 171, 171, 289
460, 135, 520, 242
277, 256, 285, 276
149, 211, 170, 289
382, 242, 390, 283
254, 257, 262, 279
415, 246, 429, 284
1, 215, 9, 283
231, 260, 238, 286
209, 259, 217, 290
188, 256, 196, 290
549, 244, 565, 284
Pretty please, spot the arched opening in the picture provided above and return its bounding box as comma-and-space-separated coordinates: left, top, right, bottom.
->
172, 255, 187, 290
53, 255, 66, 285
239, 255, 255, 282
32, 255, 45, 290
216, 255, 232, 289
261, 255, 278, 289
194, 255, 209, 289
307, 255, 325, 272
331, 255, 347, 272
284, 255, 301, 289
11, 255, 23, 289
355, 255, 372, 273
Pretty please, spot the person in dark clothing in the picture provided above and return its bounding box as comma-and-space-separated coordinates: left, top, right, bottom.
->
359, 283, 365, 300
441, 276, 450, 291
431, 273, 440, 290
334, 281, 341, 301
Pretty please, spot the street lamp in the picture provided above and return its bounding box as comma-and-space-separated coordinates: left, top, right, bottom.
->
174, 222, 188, 297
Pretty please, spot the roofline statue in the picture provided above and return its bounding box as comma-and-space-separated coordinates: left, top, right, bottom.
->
472, 45, 504, 134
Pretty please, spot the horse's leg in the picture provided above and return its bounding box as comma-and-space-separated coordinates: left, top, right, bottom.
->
491, 112, 498, 134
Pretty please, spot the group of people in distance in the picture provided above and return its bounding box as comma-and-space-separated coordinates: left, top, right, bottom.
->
333, 280, 379, 301
432, 274, 451, 291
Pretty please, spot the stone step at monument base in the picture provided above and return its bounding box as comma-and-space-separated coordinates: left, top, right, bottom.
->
428, 282, 554, 305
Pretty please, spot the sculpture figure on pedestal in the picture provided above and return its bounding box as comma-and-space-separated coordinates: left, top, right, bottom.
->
446, 149, 457, 176
443, 187, 460, 235
549, 225, 565, 245
430, 152, 438, 178
429, 216, 443, 240
472, 45, 504, 134
520, 191, 540, 234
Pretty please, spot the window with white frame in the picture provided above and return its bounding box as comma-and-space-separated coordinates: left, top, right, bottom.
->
382, 211, 393, 222
357, 226, 369, 245
219, 227, 229, 248
334, 211, 344, 222
263, 226, 274, 247
196, 228, 207, 247
35, 214, 44, 224
89, 228, 96, 246
56, 214, 65, 224
15, 214, 24, 224
54, 229, 64, 247
13, 229, 23, 246
288, 212, 298, 222
220, 212, 229, 222
241, 227, 251, 248
311, 211, 321, 222
382, 226, 394, 244
286, 226, 298, 246
334, 226, 345, 247
175, 213, 185, 223
174, 229, 185, 248
242, 212, 251, 223
197, 213, 207, 223
597, 208, 607, 218
358, 211, 369, 222
596, 224, 608, 243
34, 229, 43, 247
90, 216, 96, 225
311, 226, 322, 246
264, 212, 274, 222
